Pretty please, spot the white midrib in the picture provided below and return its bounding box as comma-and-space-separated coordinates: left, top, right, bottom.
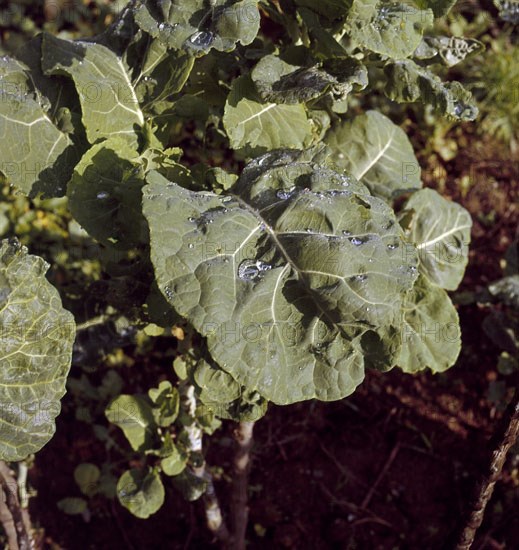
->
416, 224, 471, 249
356, 132, 394, 179
238, 103, 276, 126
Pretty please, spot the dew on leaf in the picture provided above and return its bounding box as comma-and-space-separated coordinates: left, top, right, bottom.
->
387, 242, 399, 250
349, 236, 369, 246
238, 259, 272, 282
276, 189, 295, 200
188, 31, 214, 50
96, 191, 109, 199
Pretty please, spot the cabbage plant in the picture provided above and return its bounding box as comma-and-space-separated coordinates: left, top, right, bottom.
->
0, 0, 479, 544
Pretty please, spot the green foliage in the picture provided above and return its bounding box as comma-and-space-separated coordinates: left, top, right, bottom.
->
0, 239, 75, 461
0, 0, 479, 519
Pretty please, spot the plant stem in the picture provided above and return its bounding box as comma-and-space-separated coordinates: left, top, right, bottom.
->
179, 382, 230, 544
231, 421, 255, 550
456, 392, 519, 550
0, 461, 32, 550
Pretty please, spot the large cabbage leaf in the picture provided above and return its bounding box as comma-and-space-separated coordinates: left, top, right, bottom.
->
143, 151, 419, 404
0, 240, 75, 461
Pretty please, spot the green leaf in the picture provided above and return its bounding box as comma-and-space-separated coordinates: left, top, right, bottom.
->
0, 239, 75, 461
345, 0, 433, 59
67, 138, 148, 249
493, 0, 519, 23
0, 57, 72, 196
148, 381, 180, 426
161, 444, 187, 476
384, 59, 478, 121
134, 0, 260, 54
143, 155, 419, 404
325, 111, 422, 199
417, 36, 484, 67
117, 467, 165, 518
251, 55, 368, 107
488, 275, 519, 309
298, 7, 348, 58
74, 463, 101, 496
294, 0, 353, 20
105, 395, 157, 452
57, 497, 88, 515
171, 469, 207, 501
482, 311, 518, 353
397, 276, 460, 373
401, 188, 472, 290
412, 0, 457, 18
134, 40, 194, 110
191, 359, 268, 421
41, 33, 143, 147
223, 76, 313, 152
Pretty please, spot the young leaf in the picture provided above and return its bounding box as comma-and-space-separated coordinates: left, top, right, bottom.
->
161, 444, 187, 476
74, 463, 101, 496
171, 469, 207, 501
325, 111, 422, 200
192, 359, 268, 421
57, 497, 88, 515
105, 395, 157, 452
148, 380, 180, 427
397, 275, 461, 373
400, 188, 472, 291
142, 157, 419, 405
117, 467, 165, 518
384, 59, 479, 121
223, 76, 313, 152
41, 33, 143, 147
345, 0, 433, 59
0, 239, 75, 461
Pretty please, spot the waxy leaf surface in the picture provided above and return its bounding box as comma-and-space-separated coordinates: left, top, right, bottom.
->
0, 240, 75, 461
143, 153, 420, 404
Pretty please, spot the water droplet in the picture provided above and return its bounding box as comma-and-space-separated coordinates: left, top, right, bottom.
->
188, 243, 194, 249
238, 259, 272, 282
164, 286, 174, 300
387, 242, 399, 250
188, 30, 214, 50
221, 196, 233, 203
276, 188, 295, 200
349, 236, 369, 246
158, 22, 166, 31
96, 191, 109, 199
342, 230, 351, 236
188, 217, 195, 222
305, 228, 313, 233
356, 274, 368, 282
